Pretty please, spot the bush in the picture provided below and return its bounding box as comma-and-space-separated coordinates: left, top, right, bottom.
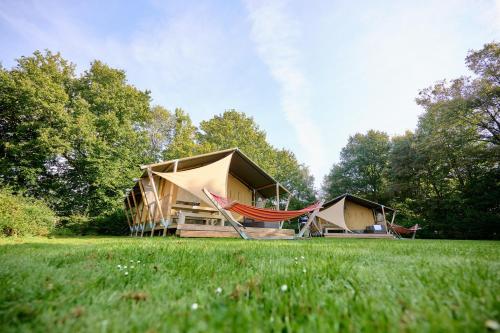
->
0, 188, 57, 236
55, 210, 129, 236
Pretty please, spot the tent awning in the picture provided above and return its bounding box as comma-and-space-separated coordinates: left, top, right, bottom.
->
317, 197, 351, 231
153, 154, 232, 207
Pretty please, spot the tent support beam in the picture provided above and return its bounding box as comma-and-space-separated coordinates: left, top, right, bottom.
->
297, 200, 324, 238
138, 180, 153, 237
279, 194, 291, 229
130, 191, 142, 237
381, 205, 389, 234
124, 196, 134, 236
276, 183, 280, 210
147, 168, 166, 236
163, 159, 178, 236
203, 188, 250, 240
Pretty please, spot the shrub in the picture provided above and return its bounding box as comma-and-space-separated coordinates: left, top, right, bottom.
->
0, 188, 57, 236
55, 210, 129, 236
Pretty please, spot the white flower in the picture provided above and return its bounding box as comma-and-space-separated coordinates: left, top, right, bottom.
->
137, 260, 141, 264
301, 256, 305, 260
131, 265, 135, 269
294, 257, 298, 261
130, 260, 134, 263
280, 284, 288, 292
191, 303, 199, 310
215, 287, 222, 294
124, 271, 129, 276
302, 268, 307, 273
124, 266, 127, 269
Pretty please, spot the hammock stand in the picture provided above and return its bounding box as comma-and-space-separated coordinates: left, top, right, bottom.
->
203, 188, 323, 240
389, 223, 420, 239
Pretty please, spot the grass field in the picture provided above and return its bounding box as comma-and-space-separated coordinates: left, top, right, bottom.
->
0, 237, 498, 332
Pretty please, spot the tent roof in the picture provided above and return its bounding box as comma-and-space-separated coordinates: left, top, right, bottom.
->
137, 148, 289, 198
322, 193, 395, 212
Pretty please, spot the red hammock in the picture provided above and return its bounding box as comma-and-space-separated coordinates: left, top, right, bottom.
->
390, 223, 420, 235
209, 192, 322, 222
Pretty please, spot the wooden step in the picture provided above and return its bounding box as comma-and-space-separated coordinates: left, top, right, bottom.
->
323, 233, 394, 239
176, 224, 295, 239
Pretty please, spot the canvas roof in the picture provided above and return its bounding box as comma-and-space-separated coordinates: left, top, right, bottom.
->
127, 148, 288, 201
322, 193, 395, 212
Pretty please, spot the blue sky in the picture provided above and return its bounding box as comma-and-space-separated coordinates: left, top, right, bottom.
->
1, 0, 498, 187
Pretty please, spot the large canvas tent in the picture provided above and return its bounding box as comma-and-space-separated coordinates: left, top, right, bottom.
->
124, 148, 294, 238
316, 193, 396, 238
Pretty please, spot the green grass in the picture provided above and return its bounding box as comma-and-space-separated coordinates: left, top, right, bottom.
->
0, 237, 498, 332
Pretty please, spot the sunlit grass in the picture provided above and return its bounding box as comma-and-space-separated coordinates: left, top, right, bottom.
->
0, 237, 498, 332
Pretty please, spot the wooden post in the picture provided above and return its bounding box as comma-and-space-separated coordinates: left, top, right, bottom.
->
279, 194, 291, 229
125, 196, 134, 236
297, 200, 324, 238
147, 167, 167, 236
130, 190, 142, 237
138, 180, 153, 237
412, 223, 418, 240
164, 160, 178, 236
381, 205, 389, 234
276, 183, 280, 210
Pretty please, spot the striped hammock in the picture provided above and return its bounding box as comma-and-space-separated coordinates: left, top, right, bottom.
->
209, 191, 322, 222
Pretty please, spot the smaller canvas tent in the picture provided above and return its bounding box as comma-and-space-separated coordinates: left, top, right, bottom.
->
316, 193, 396, 236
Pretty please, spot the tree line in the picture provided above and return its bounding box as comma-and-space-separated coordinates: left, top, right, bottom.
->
0, 51, 315, 231
321, 42, 499, 239
1, 43, 498, 238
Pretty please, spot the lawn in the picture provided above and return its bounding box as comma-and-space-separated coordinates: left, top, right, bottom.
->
0, 237, 498, 332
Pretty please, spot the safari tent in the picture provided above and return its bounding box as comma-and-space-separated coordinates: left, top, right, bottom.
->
315, 193, 396, 239
124, 148, 297, 239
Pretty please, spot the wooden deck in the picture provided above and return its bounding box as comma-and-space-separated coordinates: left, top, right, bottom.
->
323, 233, 394, 239
176, 224, 295, 239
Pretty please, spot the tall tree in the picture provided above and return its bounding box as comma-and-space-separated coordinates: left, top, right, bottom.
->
162, 108, 198, 160
322, 130, 391, 202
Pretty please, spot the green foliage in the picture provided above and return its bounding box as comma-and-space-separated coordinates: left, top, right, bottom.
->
322, 130, 391, 202
56, 210, 128, 236
0, 237, 498, 332
321, 42, 500, 239
162, 108, 198, 160
0, 51, 152, 217
0, 188, 57, 236
195, 110, 317, 208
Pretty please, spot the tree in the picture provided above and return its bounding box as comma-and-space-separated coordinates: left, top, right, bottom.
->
162, 108, 198, 160
322, 130, 391, 202
145, 106, 175, 162
0, 51, 74, 195
196, 110, 316, 207
0, 52, 153, 216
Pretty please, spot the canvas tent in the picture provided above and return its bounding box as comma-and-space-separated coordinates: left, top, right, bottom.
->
124, 148, 294, 238
316, 193, 396, 237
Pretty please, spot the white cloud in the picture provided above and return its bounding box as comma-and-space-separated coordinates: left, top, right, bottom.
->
244, 0, 327, 183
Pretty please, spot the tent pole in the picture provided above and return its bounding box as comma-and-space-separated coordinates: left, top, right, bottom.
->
138, 180, 153, 237
126, 195, 137, 236
147, 168, 167, 236
164, 159, 178, 236
297, 200, 324, 238
279, 194, 291, 229
381, 205, 389, 234
130, 190, 142, 237
275, 183, 280, 210
124, 196, 133, 236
